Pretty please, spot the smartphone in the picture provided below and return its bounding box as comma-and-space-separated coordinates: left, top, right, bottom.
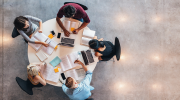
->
57, 33, 61, 38
61, 73, 66, 80
51, 30, 55, 35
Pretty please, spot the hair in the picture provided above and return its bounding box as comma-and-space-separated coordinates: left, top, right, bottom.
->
13, 16, 28, 30
89, 39, 105, 49
63, 5, 76, 18
65, 77, 74, 88
27, 64, 39, 76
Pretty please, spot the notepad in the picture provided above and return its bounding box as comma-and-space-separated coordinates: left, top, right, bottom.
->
63, 20, 80, 33
36, 50, 47, 61
60, 52, 79, 72
54, 67, 59, 73
48, 34, 54, 39
64, 68, 85, 81
81, 29, 96, 46
50, 56, 61, 67
40, 64, 61, 83
28, 32, 48, 51
41, 38, 58, 55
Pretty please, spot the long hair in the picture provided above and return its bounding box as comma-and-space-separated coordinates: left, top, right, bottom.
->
27, 64, 39, 76
13, 16, 28, 30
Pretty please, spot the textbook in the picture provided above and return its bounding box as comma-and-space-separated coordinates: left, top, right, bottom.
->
28, 32, 48, 51
63, 20, 80, 33
81, 29, 96, 46
36, 50, 48, 61
40, 64, 61, 83
60, 52, 79, 72
41, 38, 58, 55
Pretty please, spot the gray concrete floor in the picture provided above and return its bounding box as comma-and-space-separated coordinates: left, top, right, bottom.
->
1, 0, 180, 100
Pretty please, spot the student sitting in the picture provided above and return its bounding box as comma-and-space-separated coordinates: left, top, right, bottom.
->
62, 60, 94, 100
56, 3, 90, 37
13, 15, 48, 47
27, 62, 46, 87
89, 36, 115, 61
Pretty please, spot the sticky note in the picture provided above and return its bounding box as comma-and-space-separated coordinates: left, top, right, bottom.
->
54, 67, 59, 73
54, 45, 58, 49
70, 27, 75, 32
48, 34, 54, 39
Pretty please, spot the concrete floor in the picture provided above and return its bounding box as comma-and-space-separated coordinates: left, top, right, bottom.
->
1, 0, 180, 100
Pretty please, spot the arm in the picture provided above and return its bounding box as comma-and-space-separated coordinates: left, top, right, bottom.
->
24, 15, 43, 33
73, 22, 89, 34
74, 60, 88, 72
34, 75, 46, 86
56, 16, 70, 37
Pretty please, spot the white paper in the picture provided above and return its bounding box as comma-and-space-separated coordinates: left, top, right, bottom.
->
60, 56, 72, 72
75, 68, 86, 79
65, 69, 79, 80
63, 20, 71, 31
28, 37, 42, 51
41, 38, 58, 55
67, 52, 79, 68
33, 32, 48, 42
36, 50, 47, 61
81, 37, 91, 46
83, 29, 96, 38
71, 22, 79, 30
41, 64, 61, 83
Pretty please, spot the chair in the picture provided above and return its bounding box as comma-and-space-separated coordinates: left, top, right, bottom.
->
114, 37, 121, 61
16, 77, 33, 95
12, 27, 20, 38
64, 2, 88, 10
85, 98, 94, 100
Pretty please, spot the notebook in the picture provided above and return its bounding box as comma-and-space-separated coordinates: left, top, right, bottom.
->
50, 56, 61, 67
81, 29, 96, 46
40, 64, 61, 83
63, 20, 80, 33
41, 38, 58, 55
60, 52, 79, 72
36, 50, 48, 61
64, 68, 85, 81
28, 32, 48, 51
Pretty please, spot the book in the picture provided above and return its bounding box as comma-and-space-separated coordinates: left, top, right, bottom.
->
41, 38, 58, 55
28, 32, 48, 51
64, 68, 85, 81
81, 29, 96, 46
36, 50, 48, 61
63, 20, 80, 33
60, 52, 79, 72
40, 64, 61, 83
50, 56, 61, 67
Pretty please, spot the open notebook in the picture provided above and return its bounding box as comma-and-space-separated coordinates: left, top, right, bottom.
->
41, 38, 58, 55
60, 52, 79, 72
64, 68, 85, 81
40, 64, 61, 83
28, 32, 48, 51
36, 50, 48, 61
81, 29, 96, 46
63, 20, 80, 33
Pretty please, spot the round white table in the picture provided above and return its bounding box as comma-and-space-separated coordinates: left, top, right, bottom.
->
28, 18, 98, 87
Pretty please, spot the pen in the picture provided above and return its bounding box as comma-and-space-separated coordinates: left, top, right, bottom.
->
59, 79, 63, 84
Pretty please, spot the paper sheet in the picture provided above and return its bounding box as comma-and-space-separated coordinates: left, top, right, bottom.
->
63, 20, 71, 31
36, 50, 47, 61
83, 29, 96, 38
60, 55, 72, 72
41, 38, 58, 55
65, 69, 79, 80
67, 52, 79, 68
33, 32, 48, 42
81, 37, 91, 46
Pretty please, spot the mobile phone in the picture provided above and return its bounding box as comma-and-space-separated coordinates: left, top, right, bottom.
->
61, 73, 66, 80
57, 33, 61, 38
51, 30, 55, 35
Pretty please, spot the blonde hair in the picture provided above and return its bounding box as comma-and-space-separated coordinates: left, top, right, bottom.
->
27, 64, 39, 76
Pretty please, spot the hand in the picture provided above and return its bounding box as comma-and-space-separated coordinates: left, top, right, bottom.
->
64, 30, 70, 37
43, 42, 49, 47
73, 29, 79, 34
74, 60, 83, 65
29, 34, 33, 38
98, 56, 103, 60
38, 29, 43, 33
99, 38, 103, 41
